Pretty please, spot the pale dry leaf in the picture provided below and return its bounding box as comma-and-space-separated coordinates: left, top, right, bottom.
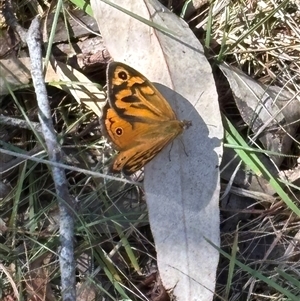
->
48, 60, 105, 117
0, 57, 32, 94
181, 0, 209, 19
219, 63, 300, 167
26, 253, 56, 301
91, 1, 223, 300
0, 57, 105, 116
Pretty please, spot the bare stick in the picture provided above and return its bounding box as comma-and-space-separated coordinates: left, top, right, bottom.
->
26, 16, 76, 300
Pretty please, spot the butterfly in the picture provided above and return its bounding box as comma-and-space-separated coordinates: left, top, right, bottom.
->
101, 61, 191, 175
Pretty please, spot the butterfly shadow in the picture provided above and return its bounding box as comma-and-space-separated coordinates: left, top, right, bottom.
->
144, 82, 222, 212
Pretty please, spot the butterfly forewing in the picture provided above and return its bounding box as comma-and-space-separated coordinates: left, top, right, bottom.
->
107, 62, 177, 122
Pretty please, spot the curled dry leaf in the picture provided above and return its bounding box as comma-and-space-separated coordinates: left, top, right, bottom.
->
219, 63, 300, 206
0, 57, 105, 116
220, 63, 300, 167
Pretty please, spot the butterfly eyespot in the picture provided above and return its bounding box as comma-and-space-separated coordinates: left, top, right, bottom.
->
115, 127, 123, 136
118, 70, 128, 80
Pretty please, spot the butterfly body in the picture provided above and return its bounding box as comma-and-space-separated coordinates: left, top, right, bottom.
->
102, 61, 191, 175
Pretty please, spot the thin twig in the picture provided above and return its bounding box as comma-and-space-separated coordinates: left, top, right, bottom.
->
25, 16, 76, 300
0, 147, 141, 185
3, 0, 27, 42
0, 115, 43, 134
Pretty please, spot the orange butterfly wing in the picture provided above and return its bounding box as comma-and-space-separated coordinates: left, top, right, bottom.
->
102, 62, 191, 175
